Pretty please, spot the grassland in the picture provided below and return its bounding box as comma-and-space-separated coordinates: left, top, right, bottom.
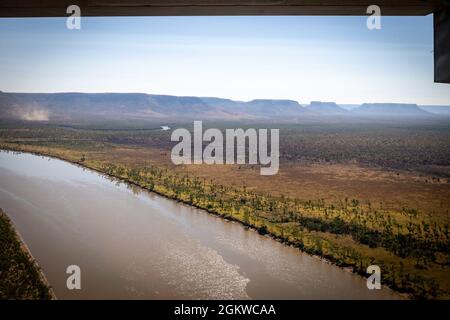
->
0, 208, 53, 300
0, 119, 449, 299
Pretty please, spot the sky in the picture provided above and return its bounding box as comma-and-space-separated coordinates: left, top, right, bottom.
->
0, 16, 449, 105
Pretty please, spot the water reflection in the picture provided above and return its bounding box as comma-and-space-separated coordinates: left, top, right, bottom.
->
0, 150, 401, 300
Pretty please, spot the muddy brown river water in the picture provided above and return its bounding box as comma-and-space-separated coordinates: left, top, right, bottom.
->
0, 150, 401, 299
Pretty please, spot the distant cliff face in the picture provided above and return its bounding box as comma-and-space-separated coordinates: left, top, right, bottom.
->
0, 92, 311, 121
305, 101, 348, 115
243, 99, 307, 116
0, 91, 445, 123
354, 103, 432, 117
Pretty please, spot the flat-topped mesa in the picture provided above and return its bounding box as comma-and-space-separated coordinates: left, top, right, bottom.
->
354, 103, 433, 117
306, 101, 348, 114
245, 99, 307, 116
0, 92, 446, 122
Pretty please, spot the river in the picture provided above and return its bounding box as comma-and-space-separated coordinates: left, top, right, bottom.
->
0, 150, 400, 299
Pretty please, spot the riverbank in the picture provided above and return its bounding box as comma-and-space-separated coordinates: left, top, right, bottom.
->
0, 149, 405, 299
0, 208, 55, 300
1, 144, 425, 299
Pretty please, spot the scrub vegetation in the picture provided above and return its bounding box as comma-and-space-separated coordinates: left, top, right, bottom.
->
0, 208, 53, 299
0, 119, 449, 299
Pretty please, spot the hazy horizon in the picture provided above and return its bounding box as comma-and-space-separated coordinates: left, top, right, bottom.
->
2, 90, 450, 108
1, 16, 450, 105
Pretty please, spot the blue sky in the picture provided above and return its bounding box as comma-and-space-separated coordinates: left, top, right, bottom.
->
0, 16, 449, 105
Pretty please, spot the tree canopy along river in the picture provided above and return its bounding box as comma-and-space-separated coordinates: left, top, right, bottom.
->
0, 150, 401, 299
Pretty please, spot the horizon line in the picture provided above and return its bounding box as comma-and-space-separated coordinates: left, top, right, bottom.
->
1, 90, 449, 107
